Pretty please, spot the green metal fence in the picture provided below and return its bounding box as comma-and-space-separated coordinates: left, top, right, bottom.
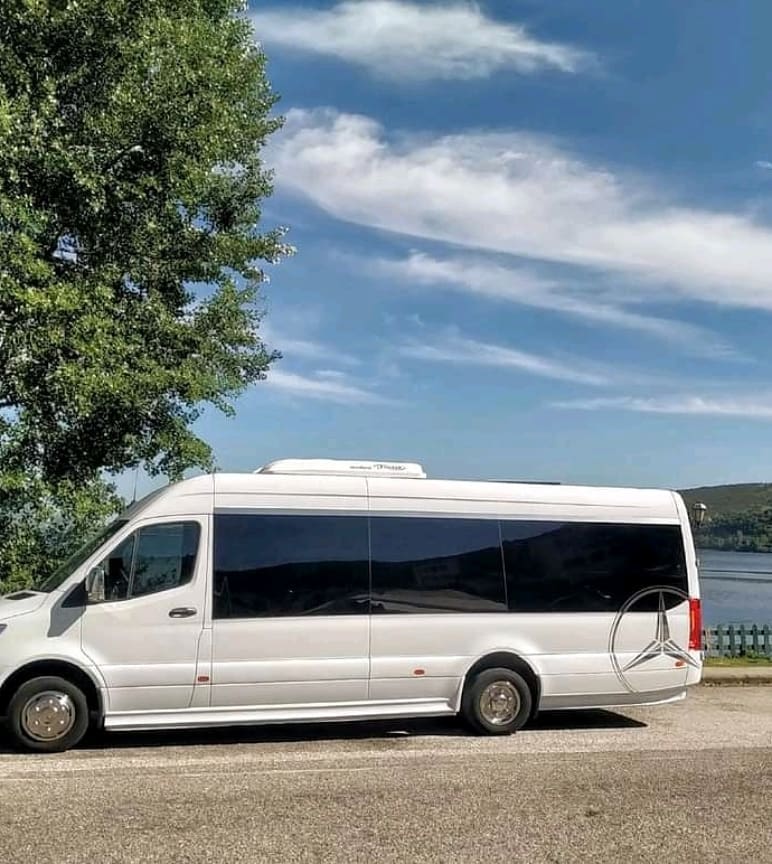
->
703, 624, 772, 657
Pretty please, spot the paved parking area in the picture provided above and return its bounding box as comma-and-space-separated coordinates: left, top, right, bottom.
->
1, 688, 770, 863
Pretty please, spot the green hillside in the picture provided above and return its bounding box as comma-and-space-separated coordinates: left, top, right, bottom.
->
680, 483, 772, 551
680, 483, 772, 516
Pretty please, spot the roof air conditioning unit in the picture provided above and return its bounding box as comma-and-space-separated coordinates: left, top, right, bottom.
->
254, 458, 427, 479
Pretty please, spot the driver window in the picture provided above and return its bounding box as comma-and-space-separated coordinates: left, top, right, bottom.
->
132, 523, 199, 597
89, 522, 200, 603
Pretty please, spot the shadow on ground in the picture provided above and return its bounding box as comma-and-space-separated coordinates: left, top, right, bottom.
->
0, 708, 646, 754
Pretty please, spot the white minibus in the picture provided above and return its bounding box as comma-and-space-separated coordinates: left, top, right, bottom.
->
0, 459, 702, 752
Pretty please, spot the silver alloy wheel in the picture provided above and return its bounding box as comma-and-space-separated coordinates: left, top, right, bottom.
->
479, 680, 520, 726
20, 691, 77, 742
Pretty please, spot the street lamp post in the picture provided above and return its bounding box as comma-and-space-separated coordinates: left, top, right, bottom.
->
691, 502, 707, 528
691, 502, 707, 571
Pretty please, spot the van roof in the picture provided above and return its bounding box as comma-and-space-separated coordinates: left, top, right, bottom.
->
128, 468, 681, 523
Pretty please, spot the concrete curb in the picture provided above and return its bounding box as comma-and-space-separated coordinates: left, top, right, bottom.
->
701, 666, 772, 685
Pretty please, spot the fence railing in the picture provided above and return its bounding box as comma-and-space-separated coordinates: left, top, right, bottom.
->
703, 624, 772, 657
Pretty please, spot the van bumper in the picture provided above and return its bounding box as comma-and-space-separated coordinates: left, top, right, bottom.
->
540, 685, 687, 710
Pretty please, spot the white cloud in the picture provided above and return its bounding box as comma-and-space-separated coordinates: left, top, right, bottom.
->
267, 333, 331, 360
273, 109, 772, 310
251, 1, 594, 81
755, 160, 772, 171
377, 251, 728, 353
400, 333, 610, 386
266, 369, 390, 404
313, 369, 350, 381
553, 395, 772, 419
260, 321, 359, 366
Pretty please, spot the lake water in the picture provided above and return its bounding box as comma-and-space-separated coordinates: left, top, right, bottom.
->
698, 549, 772, 626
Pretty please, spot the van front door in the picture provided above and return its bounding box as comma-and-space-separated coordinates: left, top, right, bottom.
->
80, 518, 207, 713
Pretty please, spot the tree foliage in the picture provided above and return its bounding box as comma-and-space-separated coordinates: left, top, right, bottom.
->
682, 485, 772, 551
0, 0, 290, 588
694, 510, 772, 553
0, 474, 123, 593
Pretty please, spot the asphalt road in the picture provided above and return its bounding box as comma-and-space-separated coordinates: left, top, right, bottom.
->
1, 688, 770, 864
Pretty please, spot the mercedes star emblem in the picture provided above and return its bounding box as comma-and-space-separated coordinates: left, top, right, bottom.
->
609, 586, 699, 693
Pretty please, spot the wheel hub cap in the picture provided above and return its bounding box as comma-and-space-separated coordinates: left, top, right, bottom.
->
479, 681, 520, 725
21, 692, 76, 742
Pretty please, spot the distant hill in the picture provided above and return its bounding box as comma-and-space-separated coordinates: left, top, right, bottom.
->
680, 483, 772, 516
679, 483, 772, 552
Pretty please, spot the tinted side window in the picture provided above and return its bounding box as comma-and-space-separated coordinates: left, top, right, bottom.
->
500, 521, 687, 613
213, 514, 369, 618
370, 517, 506, 613
131, 523, 200, 597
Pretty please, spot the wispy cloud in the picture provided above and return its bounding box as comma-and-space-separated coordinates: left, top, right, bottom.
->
268, 333, 332, 360
755, 160, 772, 171
259, 313, 379, 403
266, 369, 391, 405
553, 395, 772, 419
251, 1, 594, 81
400, 333, 610, 386
260, 321, 359, 366
272, 110, 772, 311
376, 251, 728, 354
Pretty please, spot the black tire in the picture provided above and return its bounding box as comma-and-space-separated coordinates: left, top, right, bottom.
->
461, 667, 533, 736
6, 676, 90, 753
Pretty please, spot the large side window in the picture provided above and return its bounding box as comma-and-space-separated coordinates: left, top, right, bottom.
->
89, 522, 200, 603
213, 514, 370, 618
500, 521, 687, 613
370, 517, 506, 613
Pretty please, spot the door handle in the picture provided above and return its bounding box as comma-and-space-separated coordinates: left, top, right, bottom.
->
169, 607, 197, 618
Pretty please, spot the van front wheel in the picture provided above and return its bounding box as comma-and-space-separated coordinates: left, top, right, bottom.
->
7, 676, 89, 753
462, 667, 532, 735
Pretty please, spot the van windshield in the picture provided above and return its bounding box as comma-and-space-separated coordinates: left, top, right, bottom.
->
36, 520, 128, 593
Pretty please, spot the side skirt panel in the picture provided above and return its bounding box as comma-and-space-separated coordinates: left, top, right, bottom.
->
104, 698, 455, 732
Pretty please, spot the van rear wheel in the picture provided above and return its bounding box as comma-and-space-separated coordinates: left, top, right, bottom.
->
7, 676, 89, 753
462, 667, 532, 735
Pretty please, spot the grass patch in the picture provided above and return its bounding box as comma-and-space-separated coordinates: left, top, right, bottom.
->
704, 655, 772, 667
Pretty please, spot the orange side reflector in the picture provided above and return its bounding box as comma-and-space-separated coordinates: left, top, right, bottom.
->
413, 668, 425, 676
197, 675, 210, 683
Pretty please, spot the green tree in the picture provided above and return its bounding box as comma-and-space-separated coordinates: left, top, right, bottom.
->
0, 0, 290, 589
0, 474, 123, 593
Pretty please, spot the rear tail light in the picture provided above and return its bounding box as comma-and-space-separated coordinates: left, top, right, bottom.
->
688, 598, 702, 651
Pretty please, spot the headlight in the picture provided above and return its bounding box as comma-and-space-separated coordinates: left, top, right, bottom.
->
0, 624, 6, 635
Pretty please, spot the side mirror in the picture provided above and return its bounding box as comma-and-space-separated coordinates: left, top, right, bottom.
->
85, 565, 106, 604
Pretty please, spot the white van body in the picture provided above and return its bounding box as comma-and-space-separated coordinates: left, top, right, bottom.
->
0, 460, 702, 744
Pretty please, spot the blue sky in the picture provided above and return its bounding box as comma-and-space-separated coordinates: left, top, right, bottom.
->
135, 1, 772, 495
